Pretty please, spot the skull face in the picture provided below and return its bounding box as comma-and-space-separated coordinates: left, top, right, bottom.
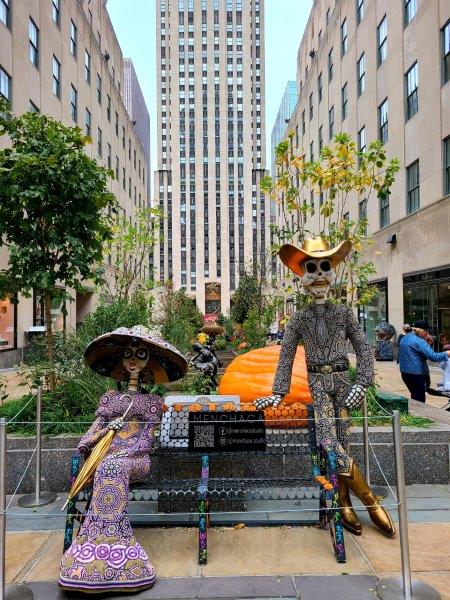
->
122, 342, 149, 375
299, 258, 335, 301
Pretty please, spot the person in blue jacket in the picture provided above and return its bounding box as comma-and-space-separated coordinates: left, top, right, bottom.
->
398, 320, 450, 403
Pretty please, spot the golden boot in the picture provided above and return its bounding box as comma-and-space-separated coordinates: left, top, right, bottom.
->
337, 474, 362, 535
340, 459, 396, 537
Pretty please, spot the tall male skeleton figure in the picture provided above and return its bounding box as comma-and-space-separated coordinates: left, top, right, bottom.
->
256, 237, 395, 537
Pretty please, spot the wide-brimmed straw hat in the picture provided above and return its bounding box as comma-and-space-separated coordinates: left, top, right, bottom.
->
279, 236, 352, 276
84, 325, 188, 383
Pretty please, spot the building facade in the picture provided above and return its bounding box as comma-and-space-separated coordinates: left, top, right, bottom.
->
154, 0, 269, 315
278, 0, 450, 347
0, 0, 149, 367
124, 58, 151, 198
270, 80, 297, 176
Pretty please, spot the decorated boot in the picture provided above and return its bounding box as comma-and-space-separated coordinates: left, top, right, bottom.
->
337, 474, 362, 535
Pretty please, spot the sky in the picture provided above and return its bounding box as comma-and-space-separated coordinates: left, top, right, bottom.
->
107, 0, 313, 189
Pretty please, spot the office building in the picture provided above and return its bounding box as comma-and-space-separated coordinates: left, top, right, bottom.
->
270, 80, 297, 176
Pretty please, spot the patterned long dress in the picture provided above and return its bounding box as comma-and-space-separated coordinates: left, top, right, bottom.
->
59, 390, 163, 594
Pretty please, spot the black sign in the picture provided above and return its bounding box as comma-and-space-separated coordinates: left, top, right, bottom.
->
188, 410, 267, 452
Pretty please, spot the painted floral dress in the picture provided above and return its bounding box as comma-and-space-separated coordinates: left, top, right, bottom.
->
59, 390, 163, 594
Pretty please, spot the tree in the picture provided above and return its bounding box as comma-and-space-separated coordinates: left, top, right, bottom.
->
263, 132, 400, 307
0, 101, 116, 390
159, 285, 204, 354
230, 273, 262, 324
102, 207, 162, 303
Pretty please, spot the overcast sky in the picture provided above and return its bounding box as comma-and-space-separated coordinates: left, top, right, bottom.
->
107, 0, 313, 189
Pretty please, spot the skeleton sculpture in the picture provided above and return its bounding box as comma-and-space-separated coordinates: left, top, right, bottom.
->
255, 237, 395, 537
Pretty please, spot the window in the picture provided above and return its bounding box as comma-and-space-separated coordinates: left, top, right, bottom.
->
377, 16, 387, 65
85, 108, 91, 136
70, 85, 77, 122
359, 198, 368, 233
328, 48, 333, 81
406, 160, 420, 214
0, 0, 10, 28
0, 66, 11, 101
405, 62, 418, 119
378, 99, 388, 144
52, 0, 60, 26
302, 110, 305, 135
328, 106, 334, 140
29, 100, 39, 113
404, 0, 417, 26
96, 74, 102, 105
357, 0, 364, 24
309, 92, 313, 120
107, 143, 112, 169
107, 94, 111, 121
341, 83, 348, 120
319, 125, 323, 151
443, 137, 450, 195
379, 194, 390, 228
70, 21, 77, 57
357, 53, 365, 96
341, 19, 348, 56
52, 56, 61, 98
97, 128, 102, 157
309, 141, 314, 162
358, 125, 366, 153
84, 50, 91, 83
29, 19, 39, 68
318, 72, 322, 103
442, 21, 450, 85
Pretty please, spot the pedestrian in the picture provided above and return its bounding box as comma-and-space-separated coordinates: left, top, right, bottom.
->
397, 324, 411, 347
398, 319, 450, 403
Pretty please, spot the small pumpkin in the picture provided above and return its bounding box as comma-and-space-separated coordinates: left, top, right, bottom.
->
240, 402, 308, 428
218, 345, 312, 405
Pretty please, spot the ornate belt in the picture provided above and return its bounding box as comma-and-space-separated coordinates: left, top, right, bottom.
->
307, 362, 349, 374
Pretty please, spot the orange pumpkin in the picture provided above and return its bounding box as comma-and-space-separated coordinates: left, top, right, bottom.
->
218, 345, 312, 405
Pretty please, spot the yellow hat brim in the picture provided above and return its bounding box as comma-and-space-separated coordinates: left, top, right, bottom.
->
279, 240, 352, 276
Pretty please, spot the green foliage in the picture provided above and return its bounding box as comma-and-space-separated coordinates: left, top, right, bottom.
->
230, 274, 263, 324
242, 302, 277, 351
104, 207, 162, 302
159, 286, 203, 353
217, 313, 234, 339
268, 132, 400, 307
213, 336, 228, 351
181, 370, 216, 395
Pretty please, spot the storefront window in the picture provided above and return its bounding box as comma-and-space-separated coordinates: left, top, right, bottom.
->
0, 294, 17, 350
33, 292, 65, 331
358, 281, 387, 346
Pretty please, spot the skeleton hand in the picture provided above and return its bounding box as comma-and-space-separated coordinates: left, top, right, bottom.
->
108, 416, 124, 431
254, 394, 283, 409
345, 384, 366, 410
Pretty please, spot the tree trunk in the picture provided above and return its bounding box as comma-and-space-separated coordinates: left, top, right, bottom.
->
44, 294, 56, 392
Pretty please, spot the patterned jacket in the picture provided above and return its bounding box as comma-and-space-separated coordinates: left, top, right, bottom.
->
272, 303, 374, 397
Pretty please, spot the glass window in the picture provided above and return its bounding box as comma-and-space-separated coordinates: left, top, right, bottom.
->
302, 110, 305, 134
328, 48, 333, 81
357, 53, 365, 96
406, 159, 420, 214
379, 193, 390, 228
358, 125, 366, 152
0, 294, 16, 350
85, 108, 91, 136
84, 50, 91, 83
0, 66, 11, 101
328, 105, 334, 140
309, 141, 314, 161
29, 19, 39, 67
52, 56, 61, 98
318, 72, 322, 103
404, 0, 417, 26
405, 62, 418, 119
52, 0, 60, 26
341, 18, 348, 56
70, 84, 77, 122
97, 74, 102, 105
319, 125, 323, 151
359, 198, 368, 234
29, 100, 39, 113
309, 92, 313, 120
70, 21, 77, 57
0, 0, 10, 28
357, 0, 364, 24
341, 83, 348, 120
444, 136, 450, 195
377, 16, 387, 65
97, 128, 102, 157
378, 99, 388, 144
442, 21, 450, 85
107, 94, 111, 121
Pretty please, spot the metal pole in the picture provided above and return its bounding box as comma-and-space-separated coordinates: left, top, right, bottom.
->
392, 410, 412, 599
18, 387, 56, 508
361, 394, 370, 485
0, 419, 33, 599
376, 411, 440, 600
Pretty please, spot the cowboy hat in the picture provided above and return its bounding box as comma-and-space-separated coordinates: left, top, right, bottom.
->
84, 325, 188, 383
279, 236, 352, 276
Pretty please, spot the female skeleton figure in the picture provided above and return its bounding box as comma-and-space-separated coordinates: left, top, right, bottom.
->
255, 237, 395, 537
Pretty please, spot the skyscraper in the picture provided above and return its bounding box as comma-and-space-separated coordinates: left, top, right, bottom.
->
154, 0, 268, 314
124, 58, 151, 198
271, 80, 297, 176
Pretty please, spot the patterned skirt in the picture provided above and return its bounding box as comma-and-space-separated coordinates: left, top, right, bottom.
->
59, 455, 156, 594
